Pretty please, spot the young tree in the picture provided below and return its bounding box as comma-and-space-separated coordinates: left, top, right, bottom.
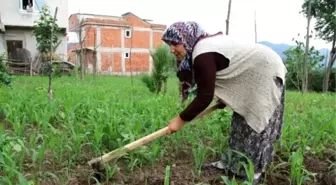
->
33, 5, 60, 62
33, 5, 60, 101
302, 0, 312, 92
141, 44, 175, 94
301, 0, 336, 92
78, 18, 85, 80
284, 38, 325, 91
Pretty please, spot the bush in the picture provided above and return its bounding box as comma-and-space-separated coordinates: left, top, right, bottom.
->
141, 75, 156, 93
283, 41, 335, 93
286, 68, 336, 92
141, 44, 175, 94
0, 53, 13, 86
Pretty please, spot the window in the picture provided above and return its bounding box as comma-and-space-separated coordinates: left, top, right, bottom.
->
6, 40, 23, 59
124, 52, 130, 58
21, 0, 33, 11
125, 30, 131, 38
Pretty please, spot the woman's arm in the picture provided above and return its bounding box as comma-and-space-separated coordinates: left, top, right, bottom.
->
179, 52, 218, 121
166, 52, 230, 134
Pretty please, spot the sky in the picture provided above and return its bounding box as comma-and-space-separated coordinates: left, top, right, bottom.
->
67, 0, 331, 50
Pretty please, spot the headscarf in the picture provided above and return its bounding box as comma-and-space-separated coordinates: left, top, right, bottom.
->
161, 21, 209, 103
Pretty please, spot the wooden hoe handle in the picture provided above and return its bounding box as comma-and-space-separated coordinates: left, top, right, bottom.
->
88, 103, 221, 166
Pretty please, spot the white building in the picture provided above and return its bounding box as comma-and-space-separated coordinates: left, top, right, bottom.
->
0, 0, 68, 61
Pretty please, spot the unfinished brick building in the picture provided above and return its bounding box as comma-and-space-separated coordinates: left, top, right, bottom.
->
67, 12, 167, 75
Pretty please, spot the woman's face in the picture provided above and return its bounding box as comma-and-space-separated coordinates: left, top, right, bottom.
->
167, 42, 187, 61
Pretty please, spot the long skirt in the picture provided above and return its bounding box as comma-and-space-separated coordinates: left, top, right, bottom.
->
204, 77, 286, 181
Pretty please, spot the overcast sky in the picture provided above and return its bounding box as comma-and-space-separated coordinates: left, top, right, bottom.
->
67, 0, 331, 50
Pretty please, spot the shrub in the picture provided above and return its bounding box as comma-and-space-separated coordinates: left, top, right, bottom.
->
141, 44, 175, 94
0, 53, 13, 86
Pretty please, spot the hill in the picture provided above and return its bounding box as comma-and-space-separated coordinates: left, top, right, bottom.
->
258, 41, 331, 64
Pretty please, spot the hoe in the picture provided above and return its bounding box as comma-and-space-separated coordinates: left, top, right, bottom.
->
88, 103, 223, 181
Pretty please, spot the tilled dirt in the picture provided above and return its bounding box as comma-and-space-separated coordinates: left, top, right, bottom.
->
106, 159, 224, 185
65, 149, 336, 185
15, 142, 336, 185
303, 154, 336, 185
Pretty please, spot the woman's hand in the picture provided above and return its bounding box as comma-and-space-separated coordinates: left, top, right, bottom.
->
167, 115, 187, 135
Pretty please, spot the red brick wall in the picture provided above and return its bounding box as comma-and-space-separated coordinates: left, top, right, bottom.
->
122, 14, 151, 28
101, 52, 110, 71
153, 32, 165, 49
101, 52, 123, 72
125, 30, 150, 48
101, 28, 122, 47
67, 13, 167, 74
112, 52, 122, 72
100, 51, 150, 73
125, 53, 149, 72
68, 14, 79, 31
84, 27, 96, 47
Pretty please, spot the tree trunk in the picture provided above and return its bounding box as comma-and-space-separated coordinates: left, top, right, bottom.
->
323, 52, 336, 92
322, 32, 336, 92
93, 28, 97, 76
225, 0, 232, 35
79, 20, 84, 81
48, 7, 58, 102
163, 79, 167, 94
156, 80, 162, 94
302, 0, 311, 93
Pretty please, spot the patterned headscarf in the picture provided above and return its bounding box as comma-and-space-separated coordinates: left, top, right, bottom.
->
161, 21, 209, 103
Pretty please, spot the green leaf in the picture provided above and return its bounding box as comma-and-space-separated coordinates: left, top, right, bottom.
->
13, 144, 22, 152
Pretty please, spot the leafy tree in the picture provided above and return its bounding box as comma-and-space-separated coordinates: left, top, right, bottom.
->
33, 5, 60, 101
33, 5, 60, 62
141, 44, 175, 94
301, 0, 336, 92
302, 0, 312, 92
284, 38, 325, 91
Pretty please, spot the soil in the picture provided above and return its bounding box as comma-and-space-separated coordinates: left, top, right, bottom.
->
58, 149, 335, 185
77, 150, 226, 185
3, 115, 333, 185
303, 154, 336, 185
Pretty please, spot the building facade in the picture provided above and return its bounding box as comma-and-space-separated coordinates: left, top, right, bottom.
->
0, 0, 68, 62
67, 12, 167, 75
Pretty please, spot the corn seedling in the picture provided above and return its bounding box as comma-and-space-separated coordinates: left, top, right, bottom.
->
164, 165, 171, 185
0, 76, 334, 184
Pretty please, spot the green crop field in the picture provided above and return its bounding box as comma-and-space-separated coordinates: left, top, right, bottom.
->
0, 76, 335, 185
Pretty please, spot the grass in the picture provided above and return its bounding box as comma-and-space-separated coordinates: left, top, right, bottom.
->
0, 75, 335, 185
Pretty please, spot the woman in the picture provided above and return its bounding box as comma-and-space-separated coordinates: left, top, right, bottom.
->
162, 21, 287, 183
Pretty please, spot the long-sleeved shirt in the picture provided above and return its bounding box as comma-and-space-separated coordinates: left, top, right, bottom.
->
179, 52, 230, 121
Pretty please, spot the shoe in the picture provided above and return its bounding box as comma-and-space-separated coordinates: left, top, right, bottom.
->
202, 161, 262, 184
253, 173, 262, 184
201, 161, 226, 171
238, 173, 262, 185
